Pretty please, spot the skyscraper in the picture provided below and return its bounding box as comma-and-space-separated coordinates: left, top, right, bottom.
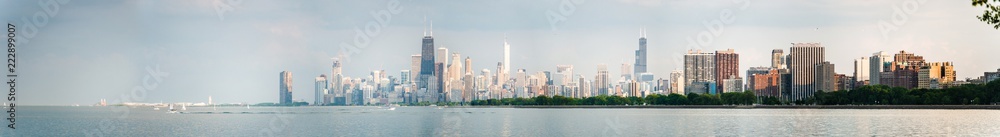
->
503, 34, 511, 80
918, 62, 956, 89
751, 69, 781, 97
772, 49, 784, 69
869, 51, 892, 85
419, 23, 436, 93
789, 43, 824, 101
437, 47, 450, 90
516, 69, 527, 98
331, 58, 344, 100
854, 57, 870, 84
434, 63, 445, 102
400, 70, 411, 85
621, 63, 632, 80
315, 74, 327, 105
596, 64, 610, 95
279, 71, 293, 105
684, 49, 715, 94
715, 49, 739, 91
881, 51, 925, 89
670, 70, 684, 95
556, 65, 574, 86
814, 61, 835, 92
437, 47, 449, 64
634, 28, 647, 78
465, 57, 472, 75
410, 55, 421, 84
746, 66, 771, 92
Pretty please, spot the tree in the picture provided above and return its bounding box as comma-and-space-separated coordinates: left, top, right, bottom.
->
665, 93, 689, 105
974, 0, 1000, 29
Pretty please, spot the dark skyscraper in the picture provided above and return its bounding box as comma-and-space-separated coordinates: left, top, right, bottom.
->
634, 28, 647, 78
421, 36, 435, 75
418, 22, 436, 93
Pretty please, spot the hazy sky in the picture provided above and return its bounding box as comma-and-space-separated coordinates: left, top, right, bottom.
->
4, 0, 999, 105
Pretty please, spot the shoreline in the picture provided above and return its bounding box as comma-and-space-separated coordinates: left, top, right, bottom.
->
504, 105, 1000, 109
19, 105, 1000, 110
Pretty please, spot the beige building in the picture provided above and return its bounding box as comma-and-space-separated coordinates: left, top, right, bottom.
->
918, 62, 956, 89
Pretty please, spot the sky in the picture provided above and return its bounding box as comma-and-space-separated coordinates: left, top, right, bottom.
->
3, 0, 999, 106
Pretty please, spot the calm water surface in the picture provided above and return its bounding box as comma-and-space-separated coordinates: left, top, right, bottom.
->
8, 106, 1000, 136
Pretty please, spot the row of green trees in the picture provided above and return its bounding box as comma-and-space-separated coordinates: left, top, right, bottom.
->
470, 91, 766, 106
801, 80, 1000, 105
471, 80, 1000, 106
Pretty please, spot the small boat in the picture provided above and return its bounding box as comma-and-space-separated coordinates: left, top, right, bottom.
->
167, 105, 178, 114
153, 107, 160, 110
181, 104, 187, 111
388, 107, 396, 111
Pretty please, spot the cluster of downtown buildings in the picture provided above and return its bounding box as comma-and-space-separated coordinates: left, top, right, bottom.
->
276, 27, 1000, 105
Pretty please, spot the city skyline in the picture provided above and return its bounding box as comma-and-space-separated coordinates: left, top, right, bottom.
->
7, 0, 1000, 105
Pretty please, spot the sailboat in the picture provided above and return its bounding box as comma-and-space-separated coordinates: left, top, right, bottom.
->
167, 104, 178, 114
181, 104, 187, 111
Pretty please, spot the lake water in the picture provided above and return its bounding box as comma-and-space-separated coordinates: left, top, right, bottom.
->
7, 106, 1000, 136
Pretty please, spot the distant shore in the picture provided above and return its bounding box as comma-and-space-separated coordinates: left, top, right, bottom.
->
501, 105, 1000, 109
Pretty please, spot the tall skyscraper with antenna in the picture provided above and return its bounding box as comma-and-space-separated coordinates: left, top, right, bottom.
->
419, 19, 436, 102
634, 27, 647, 79
493, 34, 510, 87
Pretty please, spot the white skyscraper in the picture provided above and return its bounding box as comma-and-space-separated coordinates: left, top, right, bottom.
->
503, 34, 511, 77
869, 51, 892, 85
854, 57, 870, 83
315, 75, 328, 105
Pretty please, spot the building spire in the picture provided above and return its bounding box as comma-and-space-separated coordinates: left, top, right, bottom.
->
640, 26, 646, 38
423, 16, 427, 36
430, 20, 434, 36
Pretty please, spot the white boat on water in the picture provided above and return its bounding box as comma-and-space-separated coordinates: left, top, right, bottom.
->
167, 105, 178, 114
181, 104, 187, 111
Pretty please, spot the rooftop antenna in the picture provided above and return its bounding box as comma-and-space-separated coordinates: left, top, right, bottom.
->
422, 17, 427, 36
430, 20, 434, 36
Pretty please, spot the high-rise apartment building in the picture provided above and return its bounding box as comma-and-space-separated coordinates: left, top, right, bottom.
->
854, 57, 870, 84
746, 67, 771, 92
869, 51, 892, 85
715, 49, 739, 91
684, 49, 715, 94
880, 51, 925, 89
315, 74, 327, 105
788, 43, 824, 101
670, 70, 684, 95
772, 49, 784, 69
751, 69, 781, 97
815, 61, 835, 92
596, 64, 610, 95
918, 62, 956, 89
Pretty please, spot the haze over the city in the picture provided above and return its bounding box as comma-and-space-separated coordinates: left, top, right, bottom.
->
5, 0, 999, 105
